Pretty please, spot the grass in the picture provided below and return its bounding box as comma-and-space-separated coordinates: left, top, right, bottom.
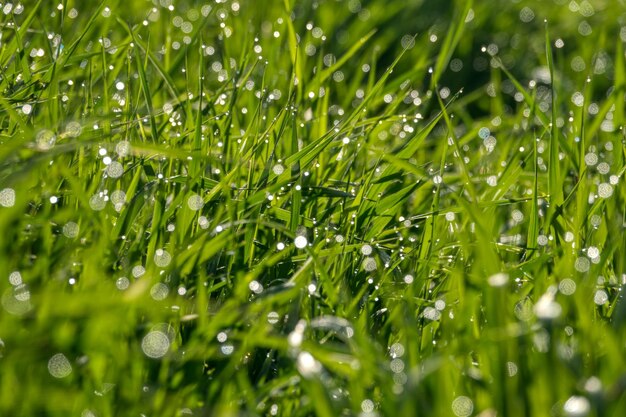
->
1, 0, 626, 416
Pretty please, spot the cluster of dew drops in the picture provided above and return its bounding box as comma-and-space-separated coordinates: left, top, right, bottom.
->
0, 4, 623, 416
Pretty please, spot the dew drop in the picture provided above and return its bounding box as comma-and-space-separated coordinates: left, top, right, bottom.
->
115, 141, 131, 157
507, 361, 518, 377
451, 396, 474, 417
36, 130, 57, 150
488, 272, 509, 287
116, 277, 130, 290
361, 399, 375, 413
362, 257, 377, 271
150, 283, 169, 300
187, 194, 204, 211
294, 235, 308, 249
89, 194, 106, 211
558, 279, 577, 295
267, 311, 280, 324
598, 183, 613, 198
574, 257, 590, 273
296, 351, 322, 378
106, 161, 124, 178
63, 222, 79, 238
8, 271, 22, 286
563, 395, 590, 417
154, 249, 172, 267
0, 188, 16, 207
48, 353, 72, 378
64, 121, 82, 137
593, 289, 608, 305
141, 331, 170, 358
132, 265, 146, 278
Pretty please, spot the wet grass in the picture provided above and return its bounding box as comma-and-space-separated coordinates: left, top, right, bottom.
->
1, 0, 626, 416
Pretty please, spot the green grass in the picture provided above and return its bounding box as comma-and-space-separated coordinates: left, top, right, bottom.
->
1, 0, 626, 416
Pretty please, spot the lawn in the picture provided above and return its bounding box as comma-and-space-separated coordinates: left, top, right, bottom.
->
1, 0, 626, 416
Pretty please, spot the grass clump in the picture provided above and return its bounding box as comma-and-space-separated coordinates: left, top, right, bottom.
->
1, 0, 626, 416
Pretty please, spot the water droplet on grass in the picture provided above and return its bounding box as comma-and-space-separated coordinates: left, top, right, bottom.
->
563, 396, 590, 417
389, 342, 405, 358
423, 306, 440, 321
361, 399, 375, 413
288, 320, 306, 347
488, 272, 509, 287
296, 351, 321, 378
507, 361, 518, 376
248, 280, 263, 294
362, 257, 377, 271
132, 265, 145, 278
514, 298, 534, 321
390, 358, 405, 373
198, 216, 210, 229
590, 214, 601, 228
598, 183, 613, 198
8, 271, 22, 286
89, 194, 106, 211
584, 377, 602, 393
154, 249, 172, 267
187, 194, 204, 211
586, 246, 600, 259
597, 162, 610, 174
361, 244, 373, 255
220, 344, 234, 355
478, 127, 490, 139
36, 130, 56, 150
110, 190, 126, 211
575, 257, 590, 272
534, 287, 562, 320
267, 311, 279, 324
294, 235, 308, 249
451, 396, 474, 417
64, 121, 82, 137
558, 279, 577, 295
593, 290, 608, 305
116, 277, 129, 290
572, 92, 585, 107
115, 141, 131, 157
272, 164, 284, 175
1, 287, 32, 315
150, 283, 169, 300
48, 353, 72, 378
584, 153, 598, 166
141, 331, 170, 358
63, 222, 79, 238
401, 35, 415, 49
13, 284, 30, 302
106, 161, 124, 178
0, 188, 16, 207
